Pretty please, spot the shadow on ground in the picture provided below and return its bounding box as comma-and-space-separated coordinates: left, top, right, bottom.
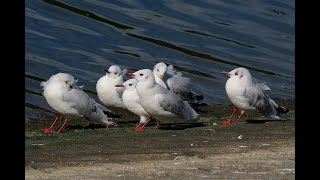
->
25, 99, 295, 179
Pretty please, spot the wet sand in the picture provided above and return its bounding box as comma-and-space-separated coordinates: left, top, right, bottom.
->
25, 99, 295, 179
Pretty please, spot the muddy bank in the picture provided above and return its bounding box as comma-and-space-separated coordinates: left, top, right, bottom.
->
25, 99, 295, 179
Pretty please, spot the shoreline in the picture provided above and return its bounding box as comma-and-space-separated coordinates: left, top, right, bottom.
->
25, 99, 295, 179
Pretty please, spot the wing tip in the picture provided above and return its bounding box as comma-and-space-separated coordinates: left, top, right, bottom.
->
276, 106, 289, 114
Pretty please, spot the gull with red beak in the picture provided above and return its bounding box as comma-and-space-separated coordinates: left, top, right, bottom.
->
128, 69, 198, 125
115, 79, 152, 132
40, 73, 116, 134
219, 67, 288, 125
96, 65, 127, 108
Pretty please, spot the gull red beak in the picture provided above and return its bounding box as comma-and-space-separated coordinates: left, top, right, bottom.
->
222, 71, 230, 75
159, 74, 164, 79
127, 73, 135, 77
104, 69, 110, 73
115, 84, 125, 87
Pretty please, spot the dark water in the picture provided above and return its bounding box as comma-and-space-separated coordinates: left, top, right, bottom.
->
25, 0, 295, 121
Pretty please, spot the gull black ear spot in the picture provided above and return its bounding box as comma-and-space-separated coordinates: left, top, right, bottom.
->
65, 81, 68, 84
240, 74, 243, 78
145, 75, 149, 79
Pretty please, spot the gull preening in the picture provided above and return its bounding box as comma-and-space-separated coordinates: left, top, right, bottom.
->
96, 65, 127, 109
219, 67, 288, 125
128, 69, 198, 124
115, 78, 152, 132
40, 73, 115, 134
153, 62, 204, 104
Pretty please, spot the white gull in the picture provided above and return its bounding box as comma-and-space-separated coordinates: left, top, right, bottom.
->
115, 78, 153, 132
219, 67, 288, 125
128, 69, 198, 124
96, 65, 127, 108
40, 73, 115, 134
153, 62, 204, 104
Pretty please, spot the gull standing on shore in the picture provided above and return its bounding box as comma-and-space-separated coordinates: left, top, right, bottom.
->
115, 79, 152, 132
40, 73, 115, 134
219, 67, 288, 125
128, 69, 198, 125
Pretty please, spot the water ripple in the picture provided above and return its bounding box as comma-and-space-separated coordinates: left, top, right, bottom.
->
42, 0, 134, 30
127, 33, 279, 76
26, 0, 294, 119
183, 29, 255, 48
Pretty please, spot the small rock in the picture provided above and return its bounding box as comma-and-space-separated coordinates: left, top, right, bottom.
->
238, 135, 243, 139
238, 145, 247, 148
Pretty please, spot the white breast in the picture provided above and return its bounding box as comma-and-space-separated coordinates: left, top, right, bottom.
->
225, 78, 247, 108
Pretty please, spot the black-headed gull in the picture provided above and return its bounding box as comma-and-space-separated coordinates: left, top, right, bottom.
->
96, 65, 127, 108
115, 78, 153, 132
128, 69, 198, 125
40, 73, 115, 134
153, 62, 204, 104
219, 67, 289, 125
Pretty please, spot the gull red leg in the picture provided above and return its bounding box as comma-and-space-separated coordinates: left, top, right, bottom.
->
235, 111, 245, 124
132, 123, 143, 131
218, 106, 237, 125
133, 117, 152, 132
41, 114, 61, 134
56, 119, 69, 134
155, 120, 161, 129
140, 118, 152, 129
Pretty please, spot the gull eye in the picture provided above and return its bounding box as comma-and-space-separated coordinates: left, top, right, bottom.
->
157, 69, 159, 72
139, 74, 143, 76
69, 84, 73, 89
129, 84, 132, 86
235, 72, 238, 75
114, 72, 118, 75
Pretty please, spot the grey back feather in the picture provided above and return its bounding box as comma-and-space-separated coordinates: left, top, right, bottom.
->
252, 77, 271, 91
166, 65, 191, 93
244, 81, 278, 118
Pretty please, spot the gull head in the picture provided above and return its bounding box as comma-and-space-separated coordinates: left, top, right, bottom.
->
115, 78, 137, 90
48, 73, 77, 91
153, 62, 167, 79
222, 67, 252, 81
131, 69, 155, 83
104, 65, 123, 79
